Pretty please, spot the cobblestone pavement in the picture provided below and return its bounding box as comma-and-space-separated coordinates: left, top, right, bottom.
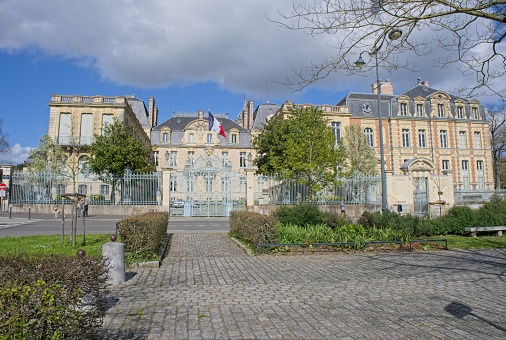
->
103, 233, 506, 339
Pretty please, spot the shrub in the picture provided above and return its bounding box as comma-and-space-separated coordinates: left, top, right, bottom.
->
0, 253, 108, 339
474, 194, 506, 226
272, 204, 325, 227
229, 211, 278, 246
323, 210, 352, 229
117, 212, 169, 263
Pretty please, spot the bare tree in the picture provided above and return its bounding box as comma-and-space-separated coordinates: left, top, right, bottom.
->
486, 103, 506, 188
275, 1, 506, 98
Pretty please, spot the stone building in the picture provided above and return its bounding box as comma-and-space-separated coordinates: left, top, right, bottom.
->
27, 81, 493, 217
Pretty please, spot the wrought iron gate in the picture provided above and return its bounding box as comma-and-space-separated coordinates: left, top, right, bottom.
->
169, 149, 246, 217
413, 177, 429, 216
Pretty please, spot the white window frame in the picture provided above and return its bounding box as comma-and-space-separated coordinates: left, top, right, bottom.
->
364, 128, 374, 147
440, 130, 448, 148
418, 129, 426, 148
402, 129, 410, 147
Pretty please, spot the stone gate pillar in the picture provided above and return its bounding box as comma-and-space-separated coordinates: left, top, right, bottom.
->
244, 167, 256, 211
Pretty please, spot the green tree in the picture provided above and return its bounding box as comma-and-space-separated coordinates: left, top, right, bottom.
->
253, 106, 343, 195
341, 125, 378, 177
87, 121, 154, 176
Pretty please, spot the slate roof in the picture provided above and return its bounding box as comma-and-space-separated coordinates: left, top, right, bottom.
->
126, 96, 151, 129
398, 83, 463, 101
154, 113, 248, 132
251, 103, 281, 131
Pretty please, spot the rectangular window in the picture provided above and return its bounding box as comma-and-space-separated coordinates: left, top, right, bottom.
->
364, 128, 374, 147
440, 130, 448, 148
206, 176, 213, 192
474, 132, 482, 149
402, 129, 410, 147
462, 160, 470, 190
189, 133, 195, 143
102, 114, 114, 134
459, 131, 467, 148
170, 151, 178, 167
100, 185, 109, 195
170, 176, 177, 192
457, 106, 464, 119
162, 132, 169, 142
477, 160, 484, 190
187, 151, 194, 165
418, 129, 426, 148
58, 112, 72, 144
416, 104, 423, 117
442, 160, 450, 171
240, 152, 247, 168
80, 113, 93, 145
231, 134, 237, 144
400, 103, 408, 116
472, 107, 479, 119
331, 122, 341, 147
56, 184, 66, 195
437, 104, 445, 118
78, 184, 87, 195
207, 133, 212, 143
222, 151, 229, 166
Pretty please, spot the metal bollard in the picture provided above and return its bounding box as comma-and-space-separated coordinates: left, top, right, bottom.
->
9, 206, 12, 219
28, 207, 31, 220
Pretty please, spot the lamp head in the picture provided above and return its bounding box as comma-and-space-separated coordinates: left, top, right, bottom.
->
387, 28, 402, 41
354, 55, 366, 69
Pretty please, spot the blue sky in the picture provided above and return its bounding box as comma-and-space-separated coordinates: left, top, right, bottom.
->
0, 0, 504, 165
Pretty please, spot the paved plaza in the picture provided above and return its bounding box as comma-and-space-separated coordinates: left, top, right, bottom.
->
102, 233, 506, 339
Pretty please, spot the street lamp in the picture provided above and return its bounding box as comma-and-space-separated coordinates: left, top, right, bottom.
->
354, 28, 402, 212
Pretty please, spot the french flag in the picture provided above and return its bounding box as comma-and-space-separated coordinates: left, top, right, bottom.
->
208, 111, 226, 138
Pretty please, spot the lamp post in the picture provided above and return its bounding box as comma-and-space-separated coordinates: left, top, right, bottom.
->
354, 28, 402, 212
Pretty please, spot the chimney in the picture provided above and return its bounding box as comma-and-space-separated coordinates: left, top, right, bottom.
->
420, 80, 429, 86
371, 81, 394, 95
148, 97, 156, 127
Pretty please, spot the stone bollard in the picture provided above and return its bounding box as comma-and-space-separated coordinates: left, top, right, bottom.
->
102, 238, 125, 285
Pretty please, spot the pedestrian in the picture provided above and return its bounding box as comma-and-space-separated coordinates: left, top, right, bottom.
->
84, 196, 90, 216
340, 201, 346, 215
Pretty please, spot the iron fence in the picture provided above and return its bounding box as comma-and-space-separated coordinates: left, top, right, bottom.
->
260, 174, 381, 205
10, 170, 163, 206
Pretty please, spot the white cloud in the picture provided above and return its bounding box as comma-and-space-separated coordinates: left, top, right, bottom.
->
1, 144, 31, 165
0, 0, 503, 102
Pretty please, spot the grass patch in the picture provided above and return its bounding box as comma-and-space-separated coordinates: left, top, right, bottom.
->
434, 235, 506, 250
0, 234, 112, 258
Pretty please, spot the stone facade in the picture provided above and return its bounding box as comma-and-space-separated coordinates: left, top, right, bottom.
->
39, 79, 493, 216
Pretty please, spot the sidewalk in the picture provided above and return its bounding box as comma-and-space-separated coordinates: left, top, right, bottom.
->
102, 233, 506, 339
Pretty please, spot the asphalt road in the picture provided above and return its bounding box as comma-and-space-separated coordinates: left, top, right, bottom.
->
0, 213, 230, 238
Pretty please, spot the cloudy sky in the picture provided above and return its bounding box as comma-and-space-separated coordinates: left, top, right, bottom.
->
0, 0, 503, 165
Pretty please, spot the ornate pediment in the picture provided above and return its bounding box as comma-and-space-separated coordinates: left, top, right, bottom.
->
400, 158, 435, 174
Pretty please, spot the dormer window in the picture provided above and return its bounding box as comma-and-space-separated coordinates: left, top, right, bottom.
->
472, 107, 480, 120
437, 104, 445, 118
400, 103, 408, 116
416, 104, 424, 117
457, 106, 464, 119
189, 133, 195, 143
162, 132, 169, 143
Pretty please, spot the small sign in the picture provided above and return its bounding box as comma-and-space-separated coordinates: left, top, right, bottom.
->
0, 191, 5, 197
0, 183, 6, 191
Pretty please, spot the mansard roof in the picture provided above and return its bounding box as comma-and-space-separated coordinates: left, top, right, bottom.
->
398, 83, 463, 102
252, 103, 281, 131
154, 113, 248, 132
126, 96, 151, 129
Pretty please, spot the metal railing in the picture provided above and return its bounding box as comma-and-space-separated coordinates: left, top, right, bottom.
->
10, 170, 162, 206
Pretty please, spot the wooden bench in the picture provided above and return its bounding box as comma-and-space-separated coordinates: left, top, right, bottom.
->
465, 226, 506, 238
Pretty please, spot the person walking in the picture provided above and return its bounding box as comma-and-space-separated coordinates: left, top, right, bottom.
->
84, 196, 90, 216
340, 201, 346, 216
